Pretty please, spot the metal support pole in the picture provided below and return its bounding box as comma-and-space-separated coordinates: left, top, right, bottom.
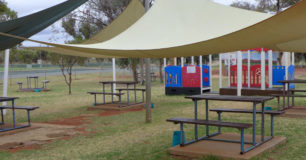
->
228, 54, 231, 87
174, 57, 177, 66
209, 55, 212, 90
261, 48, 266, 90
268, 50, 273, 88
191, 56, 195, 65
219, 54, 222, 89
181, 57, 184, 67
237, 51, 242, 96
112, 58, 116, 98
248, 50, 251, 88
2, 49, 10, 115
200, 56, 203, 93
145, 0, 152, 123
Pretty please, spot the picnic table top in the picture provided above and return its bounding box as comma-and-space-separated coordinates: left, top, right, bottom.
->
278, 79, 306, 83
99, 81, 137, 85
0, 97, 19, 102
185, 94, 274, 102
27, 76, 39, 78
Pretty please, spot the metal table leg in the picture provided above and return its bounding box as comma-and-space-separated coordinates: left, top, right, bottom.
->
252, 102, 256, 145
127, 84, 130, 105
194, 100, 198, 140
287, 83, 290, 108
282, 83, 286, 110
12, 99, 16, 128
103, 83, 105, 104
205, 99, 209, 136
0, 109, 4, 125
134, 83, 137, 103
111, 82, 114, 103
261, 102, 265, 142
180, 122, 184, 146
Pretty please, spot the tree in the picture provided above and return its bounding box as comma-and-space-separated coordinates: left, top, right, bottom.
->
117, 58, 139, 82
0, 0, 17, 22
49, 53, 86, 95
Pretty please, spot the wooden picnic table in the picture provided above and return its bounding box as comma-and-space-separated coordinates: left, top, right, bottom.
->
278, 79, 306, 110
175, 94, 275, 153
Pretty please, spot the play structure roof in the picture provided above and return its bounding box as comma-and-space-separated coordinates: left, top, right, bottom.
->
2, 0, 306, 58
0, 0, 88, 50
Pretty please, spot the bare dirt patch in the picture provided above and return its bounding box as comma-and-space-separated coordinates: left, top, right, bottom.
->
0, 107, 144, 153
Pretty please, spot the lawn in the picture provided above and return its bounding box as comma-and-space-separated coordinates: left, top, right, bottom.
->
0, 71, 305, 160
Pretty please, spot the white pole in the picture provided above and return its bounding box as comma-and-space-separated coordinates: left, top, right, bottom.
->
268, 50, 273, 88
209, 54, 212, 90
174, 57, 177, 66
219, 54, 222, 89
163, 58, 167, 68
181, 57, 184, 67
191, 56, 195, 65
285, 52, 289, 90
247, 50, 251, 88
237, 51, 242, 96
227, 54, 231, 87
2, 49, 10, 114
291, 52, 295, 66
261, 49, 266, 90
112, 58, 116, 93
200, 56, 203, 94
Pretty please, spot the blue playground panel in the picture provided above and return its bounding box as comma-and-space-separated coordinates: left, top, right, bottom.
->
202, 65, 210, 87
288, 65, 295, 89
165, 66, 182, 87
273, 66, 285, 85
272, 65, 295, 88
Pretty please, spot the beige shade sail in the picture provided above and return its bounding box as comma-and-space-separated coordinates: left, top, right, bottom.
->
3, 0, 306, 58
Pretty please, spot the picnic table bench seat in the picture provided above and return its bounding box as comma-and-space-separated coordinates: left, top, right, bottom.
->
116, 88, 146, 91
87, 92, 125, 106
167, 117, 252, 154
0, 105, 39, 110
210, 108, 284, 115
0, 105, 39, 131
87, 91, 124, 96
167, 117, 252, 129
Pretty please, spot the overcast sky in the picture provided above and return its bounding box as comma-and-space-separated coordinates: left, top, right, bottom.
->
6, 0, 255, 46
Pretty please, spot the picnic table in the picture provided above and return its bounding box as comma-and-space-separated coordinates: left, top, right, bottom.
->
0, 97, 39, 132
167, 94, 278, 154
27, 76, 39, 88
137, 72, 157, 82
277, 79, 306, 110
88, 81, 145, 107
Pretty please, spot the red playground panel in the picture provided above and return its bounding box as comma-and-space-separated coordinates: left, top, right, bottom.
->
182, 65, 201, 87
230, 64, 269, 88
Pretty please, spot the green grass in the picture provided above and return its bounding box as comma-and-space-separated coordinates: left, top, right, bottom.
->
0, 72, 305, 160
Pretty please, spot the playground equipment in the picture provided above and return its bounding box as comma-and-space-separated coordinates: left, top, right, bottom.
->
219, 48, 295, 96
165, 64, 211, 95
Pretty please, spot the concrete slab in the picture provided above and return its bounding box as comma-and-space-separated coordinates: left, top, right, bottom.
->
88, 103, 145, 111
168, 133, 286, 160
281, 107, 306, 118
